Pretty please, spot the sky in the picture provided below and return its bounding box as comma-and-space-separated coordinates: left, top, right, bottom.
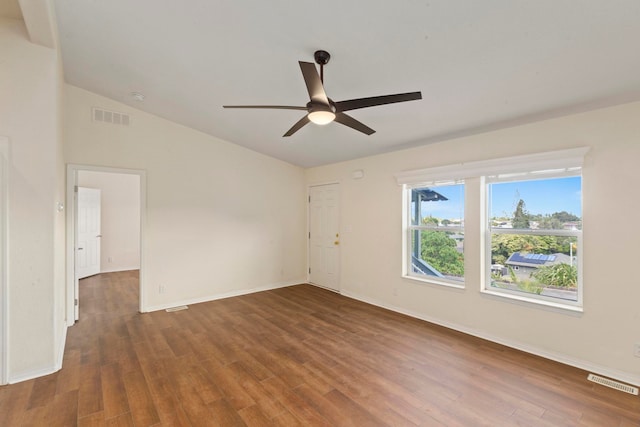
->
417, 176, 582, 221
419, 184, 465, 221
490, 176, 582, 218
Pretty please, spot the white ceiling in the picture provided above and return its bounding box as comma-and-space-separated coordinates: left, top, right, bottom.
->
0, 0, 22, 20
53, 1, 640, 167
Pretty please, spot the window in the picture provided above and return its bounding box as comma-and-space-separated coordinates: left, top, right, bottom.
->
405, 182, 465, 287
396, 147, 588, 310
486, 174, 582, 307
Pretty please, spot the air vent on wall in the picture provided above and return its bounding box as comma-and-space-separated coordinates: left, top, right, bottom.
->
92, 107, 130, 126
165, 305, 189, 312
587, 373, 639, 395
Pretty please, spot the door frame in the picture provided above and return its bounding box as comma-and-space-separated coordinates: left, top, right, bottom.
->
66, 164, 147, 324
0, 136, 8, 385
307, 181, 341, 292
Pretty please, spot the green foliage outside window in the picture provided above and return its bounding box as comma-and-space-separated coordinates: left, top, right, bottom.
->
532, 263, 578, 289
422, 216, 440, 226
420, 230, 464, 277
512, 199, 530, 229
491, 234, 574, 265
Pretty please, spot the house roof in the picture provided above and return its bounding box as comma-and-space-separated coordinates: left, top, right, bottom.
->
51, 1, 640, 167
413, 188, 448, 203
506, 252, 572, 268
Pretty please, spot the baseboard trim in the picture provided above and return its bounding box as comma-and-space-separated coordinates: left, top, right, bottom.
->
55, 323, 67, 371
143, 279, 306, 313
100, 267, 140, 274
9, 364, 59, 384
339, 288, 640, 388
8, 318, 68, 384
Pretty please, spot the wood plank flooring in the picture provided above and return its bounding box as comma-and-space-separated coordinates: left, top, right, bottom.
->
1, 270, 638, 426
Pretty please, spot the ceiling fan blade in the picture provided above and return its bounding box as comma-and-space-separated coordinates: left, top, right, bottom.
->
334, 91, 422, 112
299, 61, 330, 105
223, 105, 307, 110
283, 115, 310, 137
334, 112, 375, 135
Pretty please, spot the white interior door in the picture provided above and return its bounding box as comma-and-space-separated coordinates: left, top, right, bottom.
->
76, 187, 101, 280
309, 183, 340, 291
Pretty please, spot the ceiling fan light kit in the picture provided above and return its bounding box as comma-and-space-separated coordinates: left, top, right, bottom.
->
223, 50, 422, 137
307, 107, 335, 125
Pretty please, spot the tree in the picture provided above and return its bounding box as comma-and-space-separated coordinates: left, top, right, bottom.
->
490, 234, 575, 266
512, 199, 530, 229
420, 231, 464, 277
537, 215, 563, 230
422, 216, 440, 226
491, 234, 544, 264
552, 211, 580, 223
533, 263, 577, 288
534, 211, 581, 229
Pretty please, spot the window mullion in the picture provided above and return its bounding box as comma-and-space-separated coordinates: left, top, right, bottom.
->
491, 228, 579, 237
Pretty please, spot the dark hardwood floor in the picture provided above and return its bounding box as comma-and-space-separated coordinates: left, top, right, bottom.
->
0, 270, 638, 426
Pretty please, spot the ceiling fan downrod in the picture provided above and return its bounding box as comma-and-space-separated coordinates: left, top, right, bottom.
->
314, 50, 331, 84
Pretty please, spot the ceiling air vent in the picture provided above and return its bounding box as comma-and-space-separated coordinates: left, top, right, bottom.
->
92, 107, 130, 126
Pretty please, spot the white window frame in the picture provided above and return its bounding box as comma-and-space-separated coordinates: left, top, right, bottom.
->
403, 181, 465, 288
395, 147, 588, 311
484, 172, 583, 311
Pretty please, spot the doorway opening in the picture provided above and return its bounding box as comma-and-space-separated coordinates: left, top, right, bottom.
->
66, 165, 146, 324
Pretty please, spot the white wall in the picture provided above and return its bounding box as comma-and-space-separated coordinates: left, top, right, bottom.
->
78, 171, 140, 273
64, 84, 307, 311
0, 15, 65, 381
306, 101, 640, 386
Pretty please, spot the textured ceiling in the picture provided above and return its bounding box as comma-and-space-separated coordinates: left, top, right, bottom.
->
53, 1, 640, 167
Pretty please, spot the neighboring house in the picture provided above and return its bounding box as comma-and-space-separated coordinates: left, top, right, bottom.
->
449, 233, 464, 253
505, 252, 574, 279
491, 264, 508, 276
493, 221, 513, 228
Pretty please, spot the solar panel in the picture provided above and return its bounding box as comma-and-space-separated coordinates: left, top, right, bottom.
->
510, 252, 556, 265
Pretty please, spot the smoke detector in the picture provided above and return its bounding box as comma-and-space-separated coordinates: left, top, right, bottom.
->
130, 92, 145, 102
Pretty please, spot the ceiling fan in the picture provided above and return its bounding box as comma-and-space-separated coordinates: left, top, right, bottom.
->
223, 50, 422, 137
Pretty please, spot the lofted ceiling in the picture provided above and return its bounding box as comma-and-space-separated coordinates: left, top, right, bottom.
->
52, 1, 640, 168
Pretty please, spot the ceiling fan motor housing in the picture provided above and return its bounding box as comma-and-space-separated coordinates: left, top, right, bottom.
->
314, 50, 331, 65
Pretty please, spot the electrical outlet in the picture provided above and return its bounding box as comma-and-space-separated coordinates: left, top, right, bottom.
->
108, 256, 113, 263
159, 284, 166, 294
634, 343, 640, 358
393, 287, 398, 296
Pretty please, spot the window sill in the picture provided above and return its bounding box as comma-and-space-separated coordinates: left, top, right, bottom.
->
402, 274, 465, 290
480, 288, 583, 314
